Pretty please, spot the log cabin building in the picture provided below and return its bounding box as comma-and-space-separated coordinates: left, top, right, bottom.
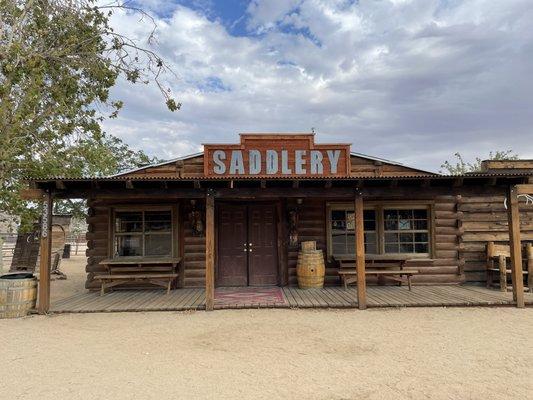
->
25, 133, 533, 312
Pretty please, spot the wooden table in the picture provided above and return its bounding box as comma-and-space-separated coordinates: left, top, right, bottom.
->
95, 257, 182, 295
334, 256, 432, 290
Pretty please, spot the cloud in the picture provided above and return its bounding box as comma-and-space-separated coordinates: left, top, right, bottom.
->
102, 0, 533, 171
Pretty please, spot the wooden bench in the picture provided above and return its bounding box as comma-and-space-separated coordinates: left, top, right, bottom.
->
336, 257, 427, 291
486, 242, 532, 292
95, 257, 181, 296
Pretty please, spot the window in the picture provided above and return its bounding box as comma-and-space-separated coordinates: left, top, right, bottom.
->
113, 209, 173, 258
383, 209, 429, 254
331, 209, 377, 255
327, 204, 431, 258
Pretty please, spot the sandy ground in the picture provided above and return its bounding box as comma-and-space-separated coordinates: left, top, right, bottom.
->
49, 254, 89, 302
1, 257, 533, 399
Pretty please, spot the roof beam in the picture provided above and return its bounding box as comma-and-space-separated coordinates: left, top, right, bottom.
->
485, 177, 498, 186
55, 180, 66, 190
49, 184, 515, 201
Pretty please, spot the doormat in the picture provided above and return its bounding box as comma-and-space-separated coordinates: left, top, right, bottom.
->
215, 287, 287, 307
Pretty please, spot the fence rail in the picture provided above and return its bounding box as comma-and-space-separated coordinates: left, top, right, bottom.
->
0, 233, 87, 273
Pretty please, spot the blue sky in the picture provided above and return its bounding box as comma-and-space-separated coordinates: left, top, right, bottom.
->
105, 0, 533, 171
175, 0, 251, 36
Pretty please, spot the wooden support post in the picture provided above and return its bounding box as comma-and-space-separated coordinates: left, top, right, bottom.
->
205, 189, 215, 311
506, 186, 525, 308
355, 190, 366, 310
498, 255, 507, 292
277, 199, 289, 286
0, 236, 4, 273
38, 191, 53, 314
527, 243, 533, 291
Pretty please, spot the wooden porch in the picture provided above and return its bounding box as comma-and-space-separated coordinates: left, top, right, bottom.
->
49, 285, 533, 313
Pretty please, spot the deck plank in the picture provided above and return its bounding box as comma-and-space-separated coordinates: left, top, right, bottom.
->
172, 289, 195, 309
190, 289, 206, 309
102, 291, 138, 311
326, 287, 355, 306
288, 287, 309, 307
316, 287, 343, 307
49, 285, 530, 313
282, 288, 297, 307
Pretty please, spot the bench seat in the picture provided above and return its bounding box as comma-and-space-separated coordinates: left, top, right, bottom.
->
338, 268, 419, 291
336, 258, 425, 291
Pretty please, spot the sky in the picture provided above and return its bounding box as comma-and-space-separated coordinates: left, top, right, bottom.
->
102, 0, 533, 172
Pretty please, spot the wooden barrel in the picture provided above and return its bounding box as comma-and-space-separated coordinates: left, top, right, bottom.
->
0, 274, 38, 319
300, 241, 317, 252
296, 249, 325, 289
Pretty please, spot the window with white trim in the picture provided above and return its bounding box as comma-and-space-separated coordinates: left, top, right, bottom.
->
327, 204, 431, 258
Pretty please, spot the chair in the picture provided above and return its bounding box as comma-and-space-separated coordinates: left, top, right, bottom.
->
486, 242, 532, 292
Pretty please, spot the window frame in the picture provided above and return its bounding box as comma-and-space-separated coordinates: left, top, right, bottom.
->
326, 201, 434, 261
109, 205, 179, 259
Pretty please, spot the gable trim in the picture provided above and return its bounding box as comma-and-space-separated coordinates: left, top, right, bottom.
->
109, 152, 204, 177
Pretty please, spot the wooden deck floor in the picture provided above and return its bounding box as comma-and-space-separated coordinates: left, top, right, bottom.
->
49, 285, 533, 313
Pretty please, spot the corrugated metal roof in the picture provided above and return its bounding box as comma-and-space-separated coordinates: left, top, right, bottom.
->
25, 171, 530, 182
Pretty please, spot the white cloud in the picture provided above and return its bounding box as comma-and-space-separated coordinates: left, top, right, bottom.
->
101, 0, 533, 171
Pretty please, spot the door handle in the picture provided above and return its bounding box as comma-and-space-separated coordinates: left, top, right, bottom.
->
243, 243, 253, 252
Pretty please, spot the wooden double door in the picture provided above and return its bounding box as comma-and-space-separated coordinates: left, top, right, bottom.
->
217, 203, 278, 286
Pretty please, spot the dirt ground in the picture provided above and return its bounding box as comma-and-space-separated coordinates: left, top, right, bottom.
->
1, 257, 532, 399
48, 254, 89, 302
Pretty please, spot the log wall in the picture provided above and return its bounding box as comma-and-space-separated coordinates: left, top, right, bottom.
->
459, 194, 533, 283
85, 201, 110, 290
429, 194, 463, 284
286, 195, 465, 286
181, 200, 206, 287
287, 199, 328, 285
84, 186, 533, 289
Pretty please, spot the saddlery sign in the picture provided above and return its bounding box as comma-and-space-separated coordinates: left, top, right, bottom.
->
203, 134, 351, 177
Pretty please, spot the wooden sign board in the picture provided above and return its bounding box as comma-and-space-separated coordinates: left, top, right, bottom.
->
204, 134, 351, 178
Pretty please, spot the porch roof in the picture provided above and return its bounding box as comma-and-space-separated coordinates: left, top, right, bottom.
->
23, 171, 530, 200
25, 170, 531, 183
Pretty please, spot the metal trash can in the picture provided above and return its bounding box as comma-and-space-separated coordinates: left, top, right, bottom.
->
62, 244, 71, 259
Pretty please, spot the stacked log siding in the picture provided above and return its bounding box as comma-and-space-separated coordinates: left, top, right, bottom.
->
459, 194, 533, 284
85, 201, 110, 290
